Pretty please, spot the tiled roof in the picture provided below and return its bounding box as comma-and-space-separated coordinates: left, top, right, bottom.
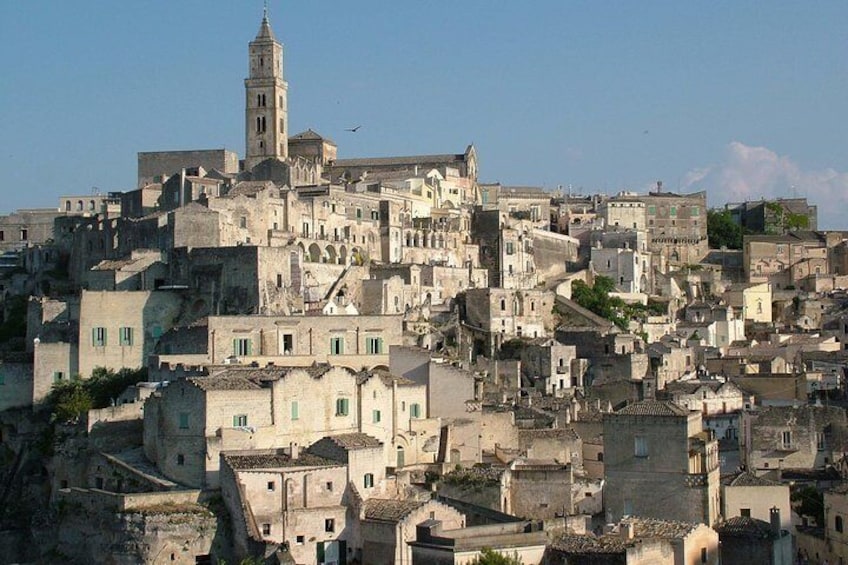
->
727, 471, 780, 487
518, 428, 579, 441
222, 451, 338, 470
188, 374, 271, 391
550, 534, 626, 554
664, 380, 726, 395
715, 516, 776, 538
626, 516, 700, 539
323, 433, 383, 450
332, 153, 466, 168
290, 129, 334, 144
225, 181, 274, 198
615, 400, 690, 417
363, 499, 426, 522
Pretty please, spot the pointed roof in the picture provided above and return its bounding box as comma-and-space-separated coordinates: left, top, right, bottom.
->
254, 10, 276, 41
615, 400, 691, 417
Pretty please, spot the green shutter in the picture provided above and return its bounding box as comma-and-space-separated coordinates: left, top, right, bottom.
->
291, 401, 299, 420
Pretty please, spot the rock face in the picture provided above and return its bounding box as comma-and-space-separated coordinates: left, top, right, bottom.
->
50, 506, 221, 564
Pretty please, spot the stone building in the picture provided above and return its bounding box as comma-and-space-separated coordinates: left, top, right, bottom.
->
220, 449, 349, 561
137, 149, 239, 188
660, 378, 746, 418
591, 242, 651, 294
143, 365, 428, 488
518, 339, 585, 396
78, 289, 184, 378
603, 400, 720, 525
714, 514, 793, 565
721, 472, 791, 531
726, 197, 818, 235
643, 189, 708, 266
500, 458, 573, 520
0, 208, 58, 253
548, 517, 720, 565
743, 231, 830, 289
597, 192, 646, 231
409, 520, 547, 565
740, 405, 848, 474
462, 287, 555, 357
361, 498, 465, 565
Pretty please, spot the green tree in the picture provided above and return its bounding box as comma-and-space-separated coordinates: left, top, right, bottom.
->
707, 209, 742, 249
49, 380, 93, 423
468, 548, 524, 565
792, 485, 824, 526
571, 277, 628, 330
86, 367, 147, 408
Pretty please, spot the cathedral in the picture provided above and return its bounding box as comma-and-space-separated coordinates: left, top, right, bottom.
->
137, 10, 477, 197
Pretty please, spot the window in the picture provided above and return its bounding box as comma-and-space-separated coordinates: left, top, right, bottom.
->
179, 413, 189, 430
837, 515, 844, 533
92, 327, 107, 347
700, 547, 707, 563
634, 436, 648, 457
262, 523, 271, 535
356, 208, 362, 219
177, 454, 185, 466
325, 519, 335, 533
281, 333, 293, 354
267, 481, 275, 491
366, 337, 383, 355
119, 327, 133, 346
291, 401, 299, 420
296, 536, 304, 545
52, 371, 64, 383
410, 403, 421, 418
20, 229, 28, 241
691, 206, 700, 217
233, 414, 248, 427
740, 508, 751, 517
233, 338, 252, 357
372, 410, 381, 423
782, 431, 792, 449
505, 242, 514, 255
326, 481, 333, 491
0, 231, 3, 241
364, 473, 374, 488
336, 398, 350, 416
817, 432, 826, 450
330, 337, 344, 355
276, 274, 283, 288
500, 299, 506, 311
669, 206, 677, 217
239, 216, 247, 229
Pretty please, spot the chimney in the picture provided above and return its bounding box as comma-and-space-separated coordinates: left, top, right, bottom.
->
290, 442, 299, 460
620, 521, 635, 541
770, 507, 781, 536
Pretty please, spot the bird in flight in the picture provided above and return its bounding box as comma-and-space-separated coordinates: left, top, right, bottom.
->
345, 125, 361, 132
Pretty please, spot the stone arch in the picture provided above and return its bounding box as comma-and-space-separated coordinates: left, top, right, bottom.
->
339, 245, 347, 264
308, 243, 321, 263
325, 245, 337, 264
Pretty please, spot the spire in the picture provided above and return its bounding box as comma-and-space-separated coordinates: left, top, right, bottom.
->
255, 1, 275, 41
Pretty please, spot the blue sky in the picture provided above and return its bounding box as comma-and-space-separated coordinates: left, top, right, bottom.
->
1, 1, 846, 226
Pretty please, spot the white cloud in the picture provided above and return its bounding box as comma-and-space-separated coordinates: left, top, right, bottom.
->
682, 141, 848, 229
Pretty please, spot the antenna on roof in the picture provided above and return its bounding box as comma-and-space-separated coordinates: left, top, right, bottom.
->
263, 0, 269, 20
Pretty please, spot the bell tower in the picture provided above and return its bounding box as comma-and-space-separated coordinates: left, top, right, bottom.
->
245, 7, 288, 171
